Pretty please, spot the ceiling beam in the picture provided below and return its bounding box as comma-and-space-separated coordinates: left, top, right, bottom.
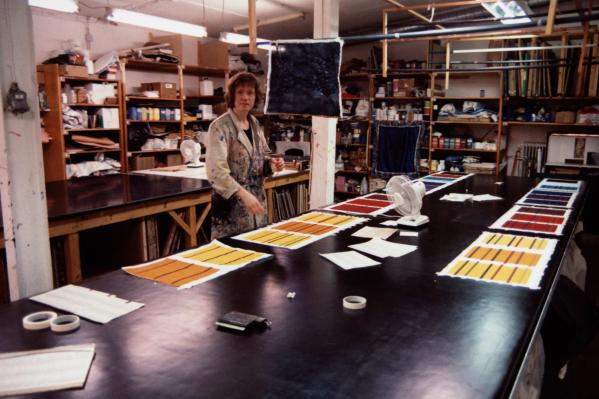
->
384, 0, 444, 29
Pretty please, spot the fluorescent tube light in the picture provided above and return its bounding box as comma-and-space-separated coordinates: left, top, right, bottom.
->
219, 32, 272, 50
481, 1, 531, 25
107, 9, 207, 38
28, 0, 78, 13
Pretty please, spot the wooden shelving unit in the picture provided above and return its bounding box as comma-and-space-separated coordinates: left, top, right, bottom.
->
37, 64, 125, 182
120, 59, 228, 171
428, 71, 505, 176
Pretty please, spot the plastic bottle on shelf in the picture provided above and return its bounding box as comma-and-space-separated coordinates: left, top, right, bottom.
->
438, 160, 445, 171
360, 177, 368, 194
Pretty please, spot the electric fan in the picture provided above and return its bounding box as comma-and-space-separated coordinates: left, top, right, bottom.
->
180, 139, 203, 168
385, 175, 429, 227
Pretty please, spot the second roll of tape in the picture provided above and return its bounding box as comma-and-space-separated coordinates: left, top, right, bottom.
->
343, 296, 367, 310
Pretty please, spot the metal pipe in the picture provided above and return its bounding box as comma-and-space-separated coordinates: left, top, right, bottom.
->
454, 44, 597, 54
363, 60, 599, 74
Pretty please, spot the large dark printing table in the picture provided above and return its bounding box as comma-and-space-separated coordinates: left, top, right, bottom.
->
0, 175, 587, 398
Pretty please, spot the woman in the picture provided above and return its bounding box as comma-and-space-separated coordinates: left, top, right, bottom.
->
206, 72, 284, 239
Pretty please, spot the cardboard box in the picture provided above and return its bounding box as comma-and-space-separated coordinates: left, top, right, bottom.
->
198, 41, 229, 70
141, 82, 178, 99
555, 111, 575, 124
149, 33, 183, 60
131, 156, 155, 171
59, 65, 88, 78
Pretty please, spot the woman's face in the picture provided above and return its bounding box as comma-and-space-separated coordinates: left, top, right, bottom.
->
233, 83, 256, 113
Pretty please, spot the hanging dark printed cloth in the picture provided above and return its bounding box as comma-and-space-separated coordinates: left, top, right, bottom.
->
372, 122, 422, 178
265, 39, 342, 117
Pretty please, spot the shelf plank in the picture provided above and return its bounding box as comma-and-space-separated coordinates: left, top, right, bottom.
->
431, 148, 498, 153
128, 149, 181, 156
62, 76, 119, 83
122, 60, 180, 73
66, 103, 119, 108
127, 120, 181, 124
65, 149, 121, 156
126, 95, 181, 101
185, 95, 225, 102
433, 120, 498, 125
506, 121, 595, 127
65, 128, 121, 133
183, 65, 228, 77
372, 96, 430, 101
504, 96, 599, 101
433, 96, 501, 100
336, 169, 369, 175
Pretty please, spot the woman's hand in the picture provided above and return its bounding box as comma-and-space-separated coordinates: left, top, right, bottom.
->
236, 188, 264, 215
270, 156, 285, 173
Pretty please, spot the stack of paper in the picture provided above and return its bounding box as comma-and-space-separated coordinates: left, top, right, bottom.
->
30, 285, 144, 324
351, 226, 397, 240
349, 238, 417, 258
439, 193, 474, 202
320, 251, 380, 270
472, 194, 502, 201
0, 344, 95, 396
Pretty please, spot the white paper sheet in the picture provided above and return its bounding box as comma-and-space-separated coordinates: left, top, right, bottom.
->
319, 251, 380, 270
349, 238, 418, 258
30, 285, 144, 324
472, 194, 503, 201
351, 226, 397, 240
440, 193, 473, 202
0, 344, 95, 397
399, 231, 419, 237
380, 219, 400, 226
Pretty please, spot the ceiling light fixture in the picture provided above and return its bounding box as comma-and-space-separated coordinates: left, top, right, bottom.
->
481, 1, 531, 25
28, 0, 78, 13
107, 8, 207, 38
219, 32, 272, 50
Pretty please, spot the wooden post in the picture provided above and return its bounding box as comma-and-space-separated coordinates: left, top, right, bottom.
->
383, 10, 388, 78
248, 0, 257, 55
310, 0, 339, 209
576, 23, 590, 96
0, 0, 53, 300
445, 42, 451, 91
545, 0, 558, 35
64, 234, 82, 283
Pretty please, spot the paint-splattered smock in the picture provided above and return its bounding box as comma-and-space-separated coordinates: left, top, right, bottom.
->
206, 110, 270, 239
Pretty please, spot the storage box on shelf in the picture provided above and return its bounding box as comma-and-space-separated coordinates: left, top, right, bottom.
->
37, 64, 125, 181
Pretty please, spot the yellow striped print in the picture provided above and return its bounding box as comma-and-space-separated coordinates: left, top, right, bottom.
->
447, 259, 532, 285
243, 229, 311, 247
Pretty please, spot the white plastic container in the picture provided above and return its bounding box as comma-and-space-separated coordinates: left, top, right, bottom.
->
199, 80, 214, 96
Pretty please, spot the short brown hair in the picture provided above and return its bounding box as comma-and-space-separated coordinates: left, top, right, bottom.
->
225, 72, 262, 109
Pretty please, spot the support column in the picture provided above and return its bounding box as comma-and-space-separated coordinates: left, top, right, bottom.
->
0, 0, 53, 300
310, 0, 339, 209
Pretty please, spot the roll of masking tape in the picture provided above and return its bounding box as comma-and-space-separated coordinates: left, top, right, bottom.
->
343, 296, 367, 310
50, 315, 80, 333
22, 311, 58, 330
